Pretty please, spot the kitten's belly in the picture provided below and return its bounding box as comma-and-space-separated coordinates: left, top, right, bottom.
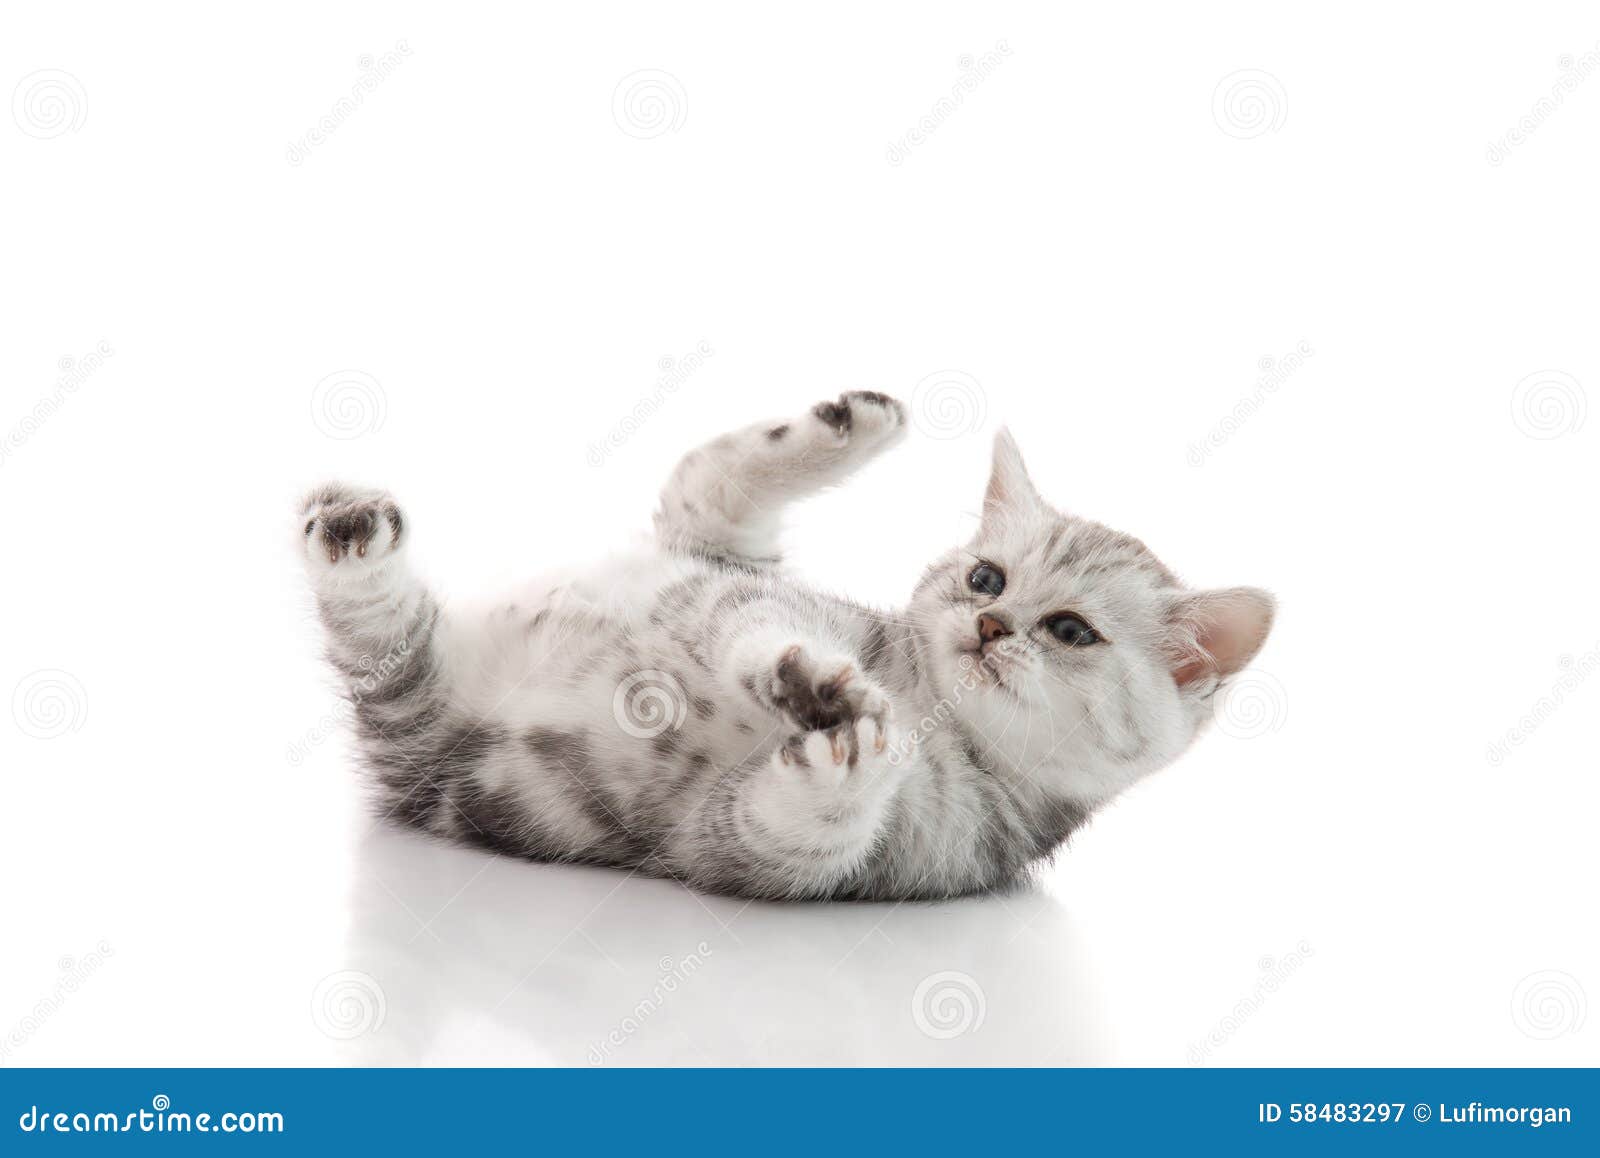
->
447, 545, 774, 776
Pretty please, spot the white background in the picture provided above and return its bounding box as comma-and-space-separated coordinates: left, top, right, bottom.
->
3, 3, 1596, 1066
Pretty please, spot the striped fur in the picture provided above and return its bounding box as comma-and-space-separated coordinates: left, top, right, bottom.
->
300, 394, 1274, 900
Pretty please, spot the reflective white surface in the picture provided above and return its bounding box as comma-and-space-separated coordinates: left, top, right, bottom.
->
4, 694, 1597, 1067
334, 828, 1111, 1066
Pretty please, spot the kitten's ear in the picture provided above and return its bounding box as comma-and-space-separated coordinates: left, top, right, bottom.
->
983, 428, 1045, 520
1166, 587, 1276, 687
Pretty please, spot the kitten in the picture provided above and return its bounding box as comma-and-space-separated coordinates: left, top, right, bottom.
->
300, 392, 1274, 901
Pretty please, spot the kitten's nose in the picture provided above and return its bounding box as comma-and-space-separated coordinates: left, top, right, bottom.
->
976, 612, 1013, 645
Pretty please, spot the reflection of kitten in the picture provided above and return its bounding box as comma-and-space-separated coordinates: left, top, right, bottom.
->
300, 392, 1273, 900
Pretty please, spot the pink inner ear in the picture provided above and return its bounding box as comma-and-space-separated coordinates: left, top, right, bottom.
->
1171, 588, 1275, 686
1173, 653, 1213, 687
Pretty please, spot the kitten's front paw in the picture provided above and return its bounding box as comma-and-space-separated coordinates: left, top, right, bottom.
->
760, 645, 891, 760
775, 715, 892, 776
300, 484, 404, 577
809, 391, 907, 447
756, 713, 904, 854
768, 678, 901, 804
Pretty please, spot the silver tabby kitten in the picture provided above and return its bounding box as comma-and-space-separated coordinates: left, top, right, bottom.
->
301, 392, 1274, 901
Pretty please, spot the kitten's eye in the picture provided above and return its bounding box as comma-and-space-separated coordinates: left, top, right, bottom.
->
968, 563, 1005, 597
1044, 613, 1101, 647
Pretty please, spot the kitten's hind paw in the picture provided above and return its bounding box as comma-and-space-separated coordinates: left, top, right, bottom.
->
808, 390, 907, 448
299, 484, 404, 577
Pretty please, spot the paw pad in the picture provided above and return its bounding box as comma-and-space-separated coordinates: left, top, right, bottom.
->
767, 645, 892, 767
810, 391, 906, 441
301, 486, 403, 568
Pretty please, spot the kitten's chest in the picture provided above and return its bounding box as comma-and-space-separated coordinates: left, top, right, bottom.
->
503, 547, 744, 694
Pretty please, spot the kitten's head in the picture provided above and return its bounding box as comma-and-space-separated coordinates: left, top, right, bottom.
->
907, 430, 1274, 800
